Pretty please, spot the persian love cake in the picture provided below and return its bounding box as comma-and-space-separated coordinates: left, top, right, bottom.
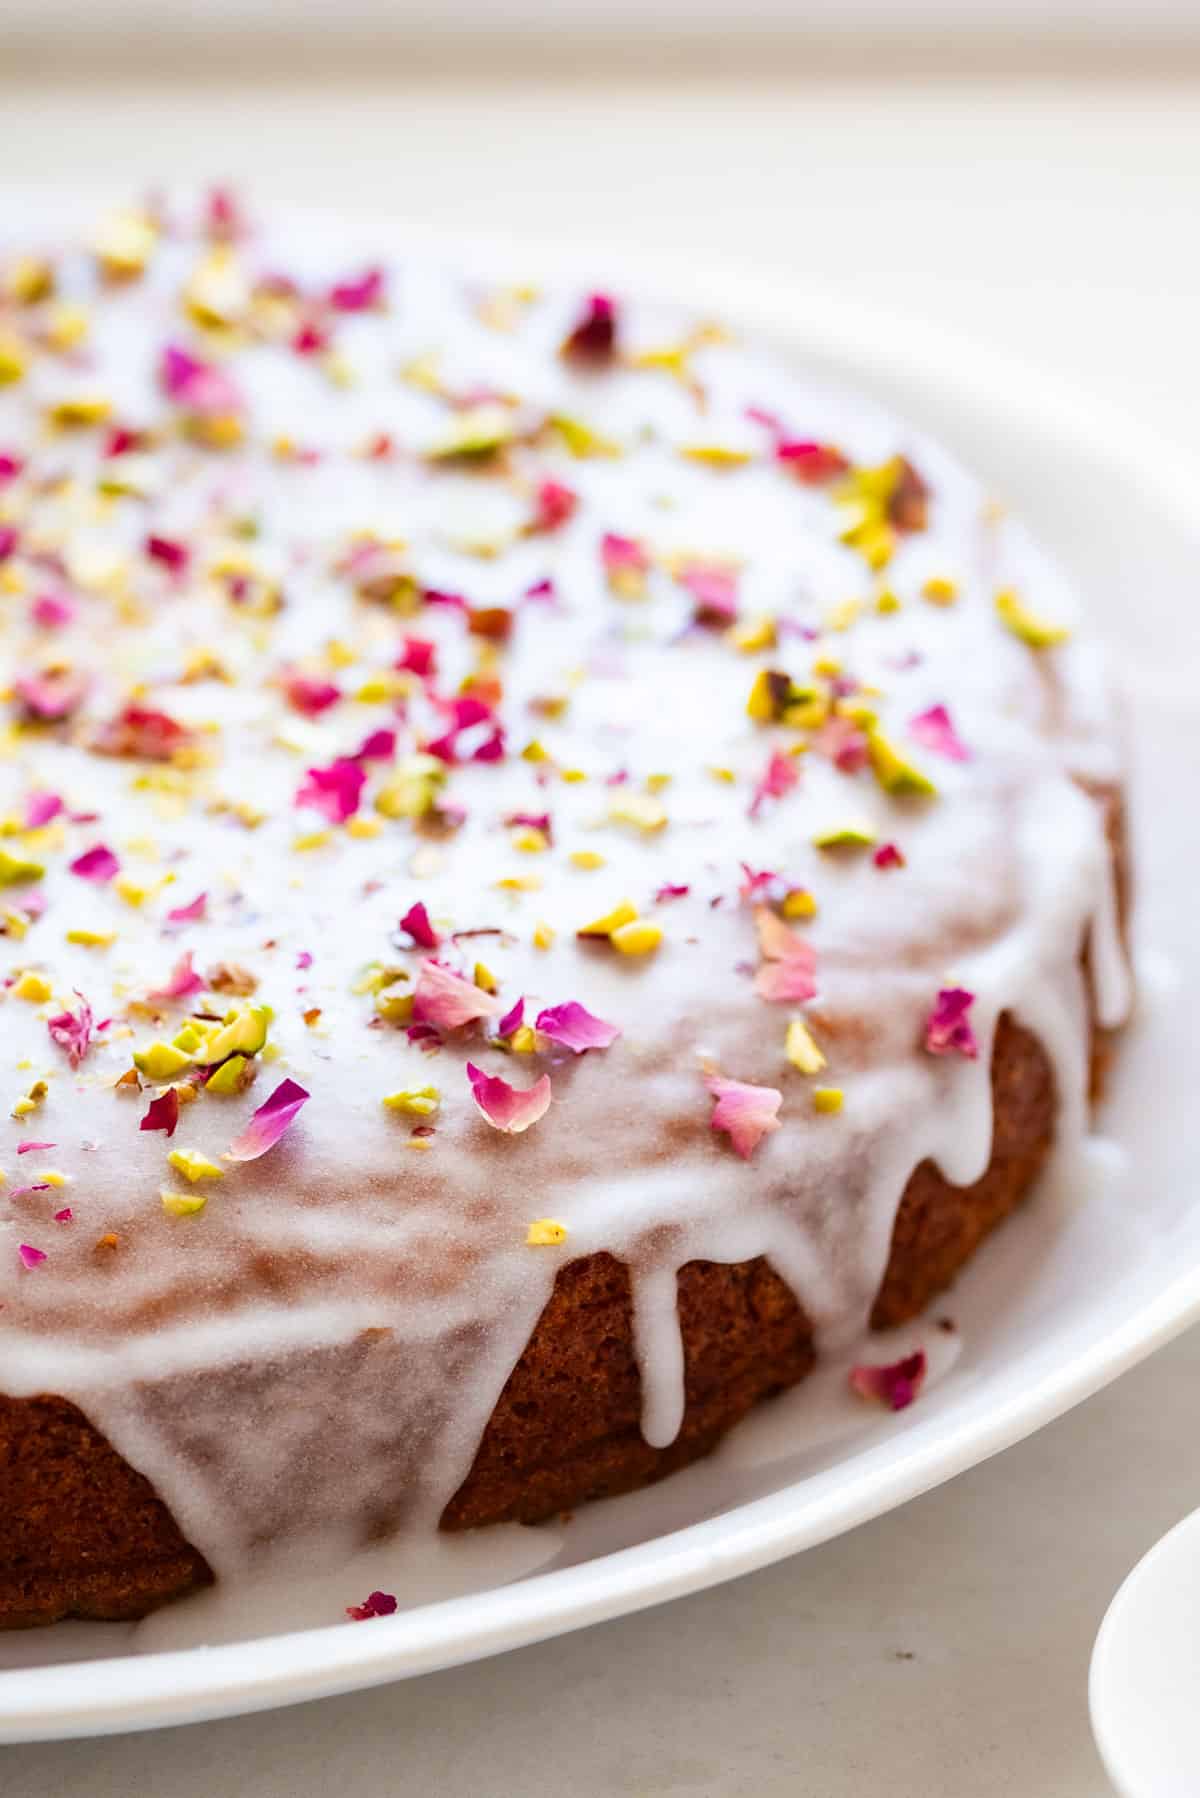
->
0, 196, 1130, 1629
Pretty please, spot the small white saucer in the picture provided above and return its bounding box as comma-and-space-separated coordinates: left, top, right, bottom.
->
1091, 1505, 1200, 1797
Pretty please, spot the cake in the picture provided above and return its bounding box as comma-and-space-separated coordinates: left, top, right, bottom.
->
0, 194, 1131, 1629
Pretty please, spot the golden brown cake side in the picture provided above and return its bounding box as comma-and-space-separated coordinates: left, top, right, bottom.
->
0, 1012, 1061, 1622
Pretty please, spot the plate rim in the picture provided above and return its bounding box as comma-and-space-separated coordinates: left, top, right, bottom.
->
3, 210, 1199, 1742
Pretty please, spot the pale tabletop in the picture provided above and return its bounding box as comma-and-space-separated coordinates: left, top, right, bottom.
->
2, 68, 1200, 1797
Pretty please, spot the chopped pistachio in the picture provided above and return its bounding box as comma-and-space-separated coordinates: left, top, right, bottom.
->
610, 919, 664, 956
812, 1086, 844, 1114
526, 1218, 569, 1246
994, 587, 1070, 649
785, 1018, 827, 1075
12, 971, 52, 1003
161, 1189, 208, 1217
382, 1086, 440, 1117
167, 1150, 225, 1183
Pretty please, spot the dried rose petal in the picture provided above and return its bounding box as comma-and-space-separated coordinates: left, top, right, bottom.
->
754, 958, 819, 1004
466, 1062, 552, 1134
396, 637, 436, 678
14, 670, 88, 721
145, 534, 190, 575
399, 902, 440, 950
909, 703, 971, 762
924, 987, 978, 1059
47, 991, 94, 1066
813, 714, 870, 774
140, 1088, 180, 1138
874, 842, 905, 870
678, 563, 738, 627
23, 790, 63, 829
226, 1077, 310, 1162
412, 960, 503, 1030
775, 439, 850, 485
354, 728, 396, 763
284, 673, 341, 716
69, 843, 120, 883
534, 1001, 621, 1053
166, 891, 208, 926
749, 750, 799, 820
150, 950, 206, 1001
329, 267, 385, 312
706, 1073, 782, 1160
295, 757, 366, 824
530, 478, 578, 534
496, 995, 525, 1037
160, 343, 244, 418
346, 1589, 397, 1621
654, 883, 690, 903
850, 1350, 927, 1411
561, 292, 617, 364
93, 703, 191, 761
31, 591, 75, 629
17, 1243, 46, 1270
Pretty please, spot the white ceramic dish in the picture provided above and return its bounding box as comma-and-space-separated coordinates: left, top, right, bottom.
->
1091, 1503, 1200, 1797
1, 208, 1198, 1742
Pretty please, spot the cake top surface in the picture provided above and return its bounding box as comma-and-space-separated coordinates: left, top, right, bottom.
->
0, 194, 1127, 1567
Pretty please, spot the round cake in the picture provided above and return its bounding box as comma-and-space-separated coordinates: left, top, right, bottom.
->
0, 194, 1131, 1629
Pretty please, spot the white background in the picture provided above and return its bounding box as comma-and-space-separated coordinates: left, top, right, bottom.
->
2, 66, 1200, 1796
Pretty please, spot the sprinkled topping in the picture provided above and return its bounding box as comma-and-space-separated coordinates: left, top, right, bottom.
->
908, 704, 971, 763
465, 1063, 552, 1134
412, 960, 504, 1030
560, 293, 618, 365
225, 1078, 310, 1162
995, 587, 1070, 649
533, 1001, 621, 1053
849, 1350, 927, 1411
346, 1590, 398, 1622
140, 1089, 181, 1138
526, 1218, 568, 1246
706, 1073, 782, 1160
924, 987, 979, 1059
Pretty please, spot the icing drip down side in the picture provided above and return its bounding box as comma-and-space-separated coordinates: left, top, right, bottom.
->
0, 197, 1131, 1582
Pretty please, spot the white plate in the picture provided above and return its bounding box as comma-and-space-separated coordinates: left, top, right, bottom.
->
1, 213, 1198, 1742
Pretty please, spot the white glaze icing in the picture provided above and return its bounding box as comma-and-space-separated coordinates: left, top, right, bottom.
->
0, 196, 1131, 1603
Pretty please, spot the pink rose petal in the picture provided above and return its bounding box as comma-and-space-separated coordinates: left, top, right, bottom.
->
284, 673, 341, 716
23, 790, 63, 829
145, 534, 190, 575
909, 703, 971, 762
562, 292, 617, 364
150, 950, 206, 1001
31, 591, 76, 629
530, 479, 578, 533
411, 961, 503, 1031
706, 1073, 782, 1160
69, 843, 119, 883
93, 703, 192, 761
160, 343, 244, 419
496, 995, 525, 1037
346, 1589, 397, 1621
749, 750, 799, 819
850, 1350, 927, 1411
166, 891, 208, 926
534, 1001, 621, 1053
600, 532, 650, 590
874, 842, 905, 870
295, 757, 366, 823
813, 714, 870, 774
225, 1077, 310, 1162
399, 902, 440, 950
678, 562, 739, 627
17, 1243, 46, 1270
396, 637, 436, 678
466, 1062, 552, 1134
16, 1140, 55, 1154
47, 990, 95, 1065
140, 1088, 180, 1138
754, 958, 820, 1004
924, 987, 979, 1059
654, 882, 690, 903
14, 671, 89, 721
775, 439, 850, 485
329, 267, 385, 312
354, 728, 396, 763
